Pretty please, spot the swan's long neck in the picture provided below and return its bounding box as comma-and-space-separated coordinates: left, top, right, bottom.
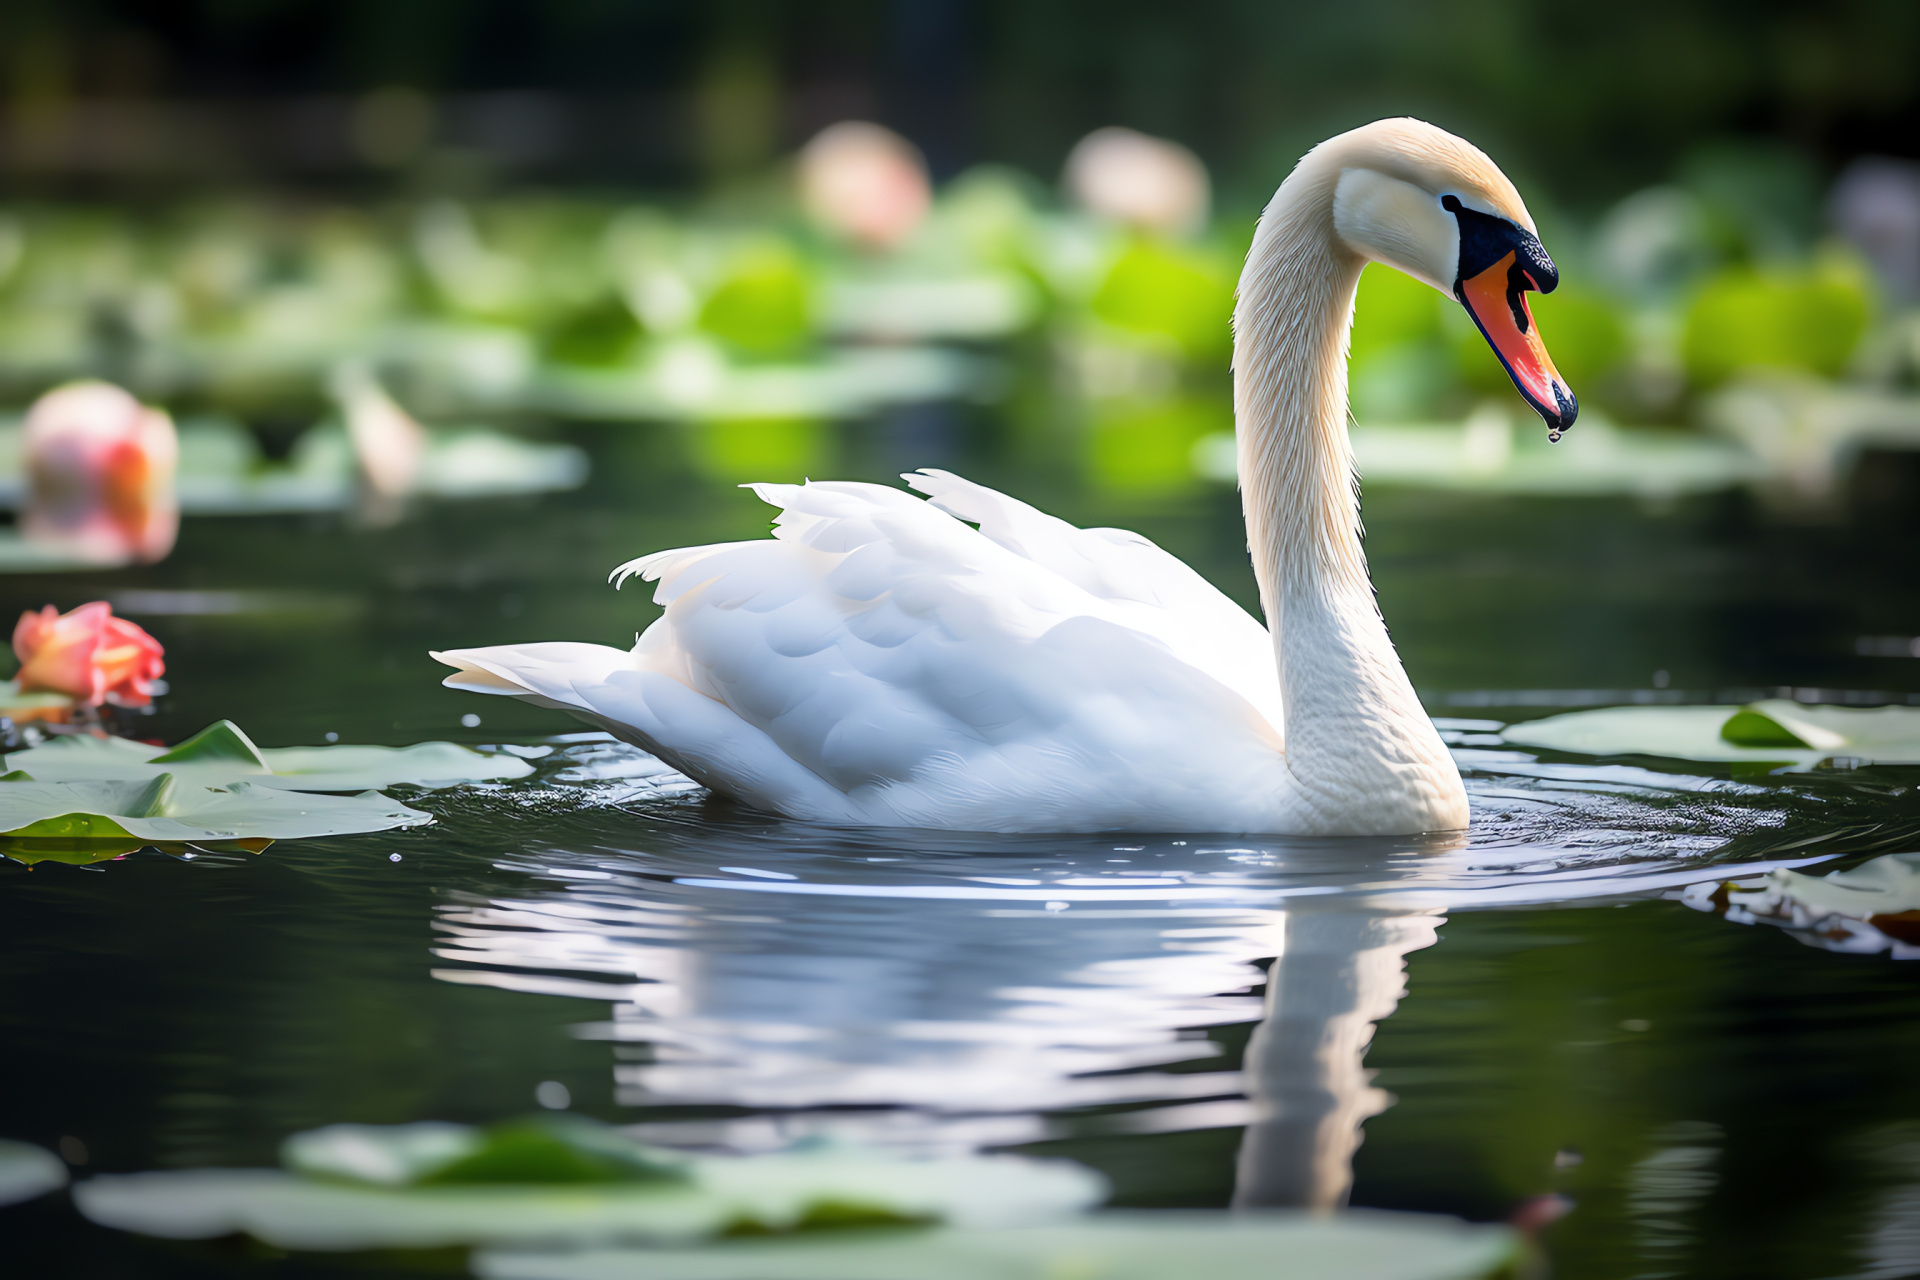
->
1235, 159, 1465, 829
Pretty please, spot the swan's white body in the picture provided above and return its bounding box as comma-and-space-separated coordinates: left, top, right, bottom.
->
438, 119, 1563, 835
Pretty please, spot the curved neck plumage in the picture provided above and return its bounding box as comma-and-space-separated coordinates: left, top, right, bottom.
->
1233, 163, 1370, 612
1233, 154, 1462, 824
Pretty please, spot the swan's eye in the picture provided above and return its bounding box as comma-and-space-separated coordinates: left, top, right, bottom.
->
1440, 194, 1557, 294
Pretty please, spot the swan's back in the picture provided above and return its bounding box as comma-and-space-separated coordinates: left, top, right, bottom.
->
438, 471, 1290, 832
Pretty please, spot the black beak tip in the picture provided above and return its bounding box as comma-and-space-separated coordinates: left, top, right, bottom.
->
1543, 383, 1578, 442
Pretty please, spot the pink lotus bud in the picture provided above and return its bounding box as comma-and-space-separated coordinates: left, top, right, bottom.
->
23, 381, 179, 564
798, 122, 931, 252
13, 602, 166, 707
1065, 127, 1211, 237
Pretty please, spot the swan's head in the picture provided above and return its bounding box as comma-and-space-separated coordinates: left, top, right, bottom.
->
1326, 119, 1577, 439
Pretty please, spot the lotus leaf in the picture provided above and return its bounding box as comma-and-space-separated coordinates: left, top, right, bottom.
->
281, 1122, 484, 1188
0, 1140, 67, 1205
285, 1118, 689, 1188
1764, 852, 1920, 917
0, 775, 428, 850
0, 836, 149, 866
0, 835, 269, 867
0, 679, 76, 722
474, 1212, 1521, 1280
75, 1121, 1106, 1251
1500, 700, 1920, 767
77, 1169, 769, 1250
1679, 853, 1920, 958
4, 720, 532, 791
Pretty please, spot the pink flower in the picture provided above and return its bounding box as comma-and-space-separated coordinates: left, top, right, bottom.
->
13, 602, 166, 707
1064, 127, 1211, 237
797, 122, 931, 252
23, 381, 179, 565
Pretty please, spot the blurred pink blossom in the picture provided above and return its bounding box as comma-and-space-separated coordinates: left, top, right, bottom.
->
1064, 127, 1211, 237
798, 122, 931, 252
23, 381, 178, 564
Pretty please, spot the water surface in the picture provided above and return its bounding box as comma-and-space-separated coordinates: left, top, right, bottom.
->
4, 428, 1920, 1279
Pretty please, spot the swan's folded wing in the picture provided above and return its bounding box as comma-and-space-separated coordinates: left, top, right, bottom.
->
587, 479, 1287, 827
904, 469, 1282, 735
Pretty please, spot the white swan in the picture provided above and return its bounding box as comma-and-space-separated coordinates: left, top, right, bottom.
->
434, 119, 1576, 835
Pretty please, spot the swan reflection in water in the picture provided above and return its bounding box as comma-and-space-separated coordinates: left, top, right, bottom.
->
1233, 905, 1438, 1210
430, 735, 1837, 1203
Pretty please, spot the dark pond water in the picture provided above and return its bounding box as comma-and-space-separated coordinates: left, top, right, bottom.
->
4, 421, 1920, 1278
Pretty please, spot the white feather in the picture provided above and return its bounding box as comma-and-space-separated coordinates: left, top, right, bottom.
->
442, 474, 1290, 832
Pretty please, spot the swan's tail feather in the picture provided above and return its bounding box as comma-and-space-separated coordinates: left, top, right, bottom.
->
432, 642, 862, 824
431, 643, 634, 713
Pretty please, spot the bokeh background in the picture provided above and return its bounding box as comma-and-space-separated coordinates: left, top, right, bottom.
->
10, 10, 1920, 1280
0, 0, 1917, 518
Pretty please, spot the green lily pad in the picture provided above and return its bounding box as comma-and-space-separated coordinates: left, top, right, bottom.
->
0, 775, 429, 851
4, 721, 532, 792
0, 1139, 67, 1206
1718, 707, 1815, 748
285, 1118, 689, 1189
257, 741, 533, 791
1764, 852, 1920, 917
151, 720, 271, 770
474, 1213, 1522, 1280
0, 680, 76, 721
0, 836, 149, 866
75, 1121, 1107, 1251
281, 1122, 487, 1189
1680, 853, 1920, 958
0, 834, 274, 867
1500, 700, 1920, 768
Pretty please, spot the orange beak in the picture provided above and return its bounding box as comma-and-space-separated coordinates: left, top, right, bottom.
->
1456, 250, 1578, 440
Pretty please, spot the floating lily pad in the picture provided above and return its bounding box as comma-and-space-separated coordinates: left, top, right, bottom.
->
1500, 700, 1920, 768
0, 775, 428, 853
4, 721, 532, 792
0, 836, 149, 867
1679, 853, 1920, 958
473, 1212, 1522, 1280
0, 1140, 67, 1205
257, 742, 532, 790
0, 834, 274, 867
285, 1119, 690, 1189
0, 679, 75, 724
1765, 852, 1920, 917
75, 1119, 1106, 1251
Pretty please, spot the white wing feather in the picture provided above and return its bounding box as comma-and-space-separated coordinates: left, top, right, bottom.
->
904, 469, 1283, 734
439, 475, 1290, 832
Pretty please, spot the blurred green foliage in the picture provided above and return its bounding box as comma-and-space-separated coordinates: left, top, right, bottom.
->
1090, 240, 1234, 361
698, 246, 814, 358
1086, 397, 1228, 494
0, 117, 1901, 511
1681, 259, 1873, 386
544, 295, 644, 367
687, 416, 828, 482
1350, 265, 1446, 362
1528, 291, 1629, 394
